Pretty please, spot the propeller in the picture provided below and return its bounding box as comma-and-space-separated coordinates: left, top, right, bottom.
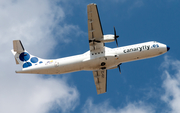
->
117, 63, 122, 74
89, 39, 101, 44
114, 27, 119, 47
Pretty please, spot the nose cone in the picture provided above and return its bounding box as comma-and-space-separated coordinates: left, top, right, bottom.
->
167, 46, 170, 51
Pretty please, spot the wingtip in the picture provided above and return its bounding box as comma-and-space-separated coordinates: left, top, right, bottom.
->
88, 3, 97, 6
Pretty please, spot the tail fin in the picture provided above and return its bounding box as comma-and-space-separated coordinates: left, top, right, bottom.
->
12, 40, 44, 68
13, 40, 25, 54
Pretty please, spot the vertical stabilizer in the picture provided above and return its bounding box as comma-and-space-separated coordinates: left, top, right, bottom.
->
12, 40, 45, 68
13, 40, 25, 53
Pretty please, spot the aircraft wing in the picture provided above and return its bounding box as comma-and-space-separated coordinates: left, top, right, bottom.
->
87, 3, 104, 51
93, 70, 107, 94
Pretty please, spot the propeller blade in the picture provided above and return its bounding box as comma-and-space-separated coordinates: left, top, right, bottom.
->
117, 63, 122, 74
118, 65, 121, 74
89, 39, 101, 43
116, 35, 119, 39
114, 27, 116, 36
115, 38, 118, 47
94, 40, 101, 43
114, 27, 119, 47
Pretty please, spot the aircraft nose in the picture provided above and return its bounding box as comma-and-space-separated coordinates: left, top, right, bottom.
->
167, 45, 170, 51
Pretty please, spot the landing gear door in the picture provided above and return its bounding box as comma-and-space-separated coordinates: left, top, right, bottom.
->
99, 57, 107, 68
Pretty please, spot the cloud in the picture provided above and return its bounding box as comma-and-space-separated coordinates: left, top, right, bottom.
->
82, 56, 180, 113
161, 56, 180, 113
82, 99, 154, 113
0, 75, 79, 113
127, 0, 144, 12
0, 0, 80, 113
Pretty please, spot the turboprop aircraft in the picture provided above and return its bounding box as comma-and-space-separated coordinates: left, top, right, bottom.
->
12, 3, 170, 94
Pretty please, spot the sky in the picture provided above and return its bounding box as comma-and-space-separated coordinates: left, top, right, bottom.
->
0, 0, 180, 113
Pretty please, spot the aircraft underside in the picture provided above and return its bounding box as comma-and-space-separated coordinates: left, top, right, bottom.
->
12, 3, 170, 94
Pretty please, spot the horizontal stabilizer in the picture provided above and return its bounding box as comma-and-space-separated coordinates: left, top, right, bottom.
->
13, 40, 24, 53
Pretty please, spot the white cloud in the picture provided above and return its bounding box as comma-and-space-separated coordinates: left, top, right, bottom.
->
82, 99, 154, 113
82, 56, 180, 113
161, 56, 180, 113
0, 0, 80, 113
127, 0, 144, 12
0, 74, 79, 113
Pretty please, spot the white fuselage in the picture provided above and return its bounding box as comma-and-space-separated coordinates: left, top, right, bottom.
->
17, 41, 168, 74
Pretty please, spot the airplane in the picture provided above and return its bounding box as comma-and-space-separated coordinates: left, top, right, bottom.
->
12, 3, 170, 94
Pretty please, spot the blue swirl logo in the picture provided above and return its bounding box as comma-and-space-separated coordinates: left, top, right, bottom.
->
19, 52, 43, 68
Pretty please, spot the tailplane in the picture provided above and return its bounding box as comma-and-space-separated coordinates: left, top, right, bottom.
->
12, 40, 45, 69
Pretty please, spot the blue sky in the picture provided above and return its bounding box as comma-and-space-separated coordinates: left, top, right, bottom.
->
0, 0, 180, 113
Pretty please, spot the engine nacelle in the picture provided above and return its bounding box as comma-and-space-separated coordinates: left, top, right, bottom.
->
100, 34, 115, 43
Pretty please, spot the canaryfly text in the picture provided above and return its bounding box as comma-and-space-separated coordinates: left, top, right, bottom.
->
123, 45, 150, 53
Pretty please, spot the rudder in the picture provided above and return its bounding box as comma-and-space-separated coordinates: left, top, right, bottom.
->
13, 40, 24, 54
